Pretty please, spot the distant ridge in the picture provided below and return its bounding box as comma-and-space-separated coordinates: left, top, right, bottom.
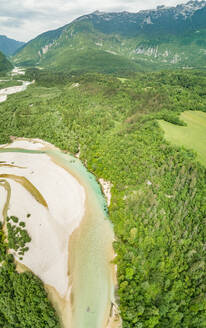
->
0, 35, 25, 56
13, 0, 206, 72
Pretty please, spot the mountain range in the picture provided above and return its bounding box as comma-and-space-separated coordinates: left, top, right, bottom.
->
0, 35, 25, 56
11, 0, 206, 73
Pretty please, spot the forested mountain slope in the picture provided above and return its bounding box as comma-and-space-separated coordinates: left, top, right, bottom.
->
13, 0, 206, 72
0, 51, 13, 73
0, 35, 25, 56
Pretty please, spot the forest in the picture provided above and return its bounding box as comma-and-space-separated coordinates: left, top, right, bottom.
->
0, 219, 61, 327
0, 68, 206, 327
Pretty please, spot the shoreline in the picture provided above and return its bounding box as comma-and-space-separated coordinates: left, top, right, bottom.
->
99, 178, 112, 207
50, 149, 121, 328
0, 137, 121, 328
0, 67, 34, 103
0, 142, 85, 300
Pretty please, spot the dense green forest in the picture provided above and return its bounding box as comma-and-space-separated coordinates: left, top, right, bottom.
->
0, 69, 206, 327
0, 52, 13, 73
0, 218, 61, 327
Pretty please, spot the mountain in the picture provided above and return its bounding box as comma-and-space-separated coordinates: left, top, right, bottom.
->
13, 0, 206, 72
0, 35, 25, 56
0, 51, 13, 73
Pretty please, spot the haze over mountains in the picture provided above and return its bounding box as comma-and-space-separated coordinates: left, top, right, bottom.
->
0, 36, 25, 56
9, 0, 206, 72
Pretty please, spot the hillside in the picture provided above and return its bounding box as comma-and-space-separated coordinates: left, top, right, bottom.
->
13, 0, 206, 72
0, 51, 13, 73
0, 35, 25, 56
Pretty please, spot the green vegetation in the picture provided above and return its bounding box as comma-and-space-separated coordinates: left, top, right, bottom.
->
0, 52, 13, 73
0, 222, 7, 263
6, 216, 31, 256
0, 80, 22, 89
0, 265, 61, 328
42, 47, 146, 74
0, 216, 61, 327
1, 68, 206, 327
12, 5, 206, 72
159, 110, 206, 166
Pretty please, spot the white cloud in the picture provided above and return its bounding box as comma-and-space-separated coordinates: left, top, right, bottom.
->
0, 0, 193, 41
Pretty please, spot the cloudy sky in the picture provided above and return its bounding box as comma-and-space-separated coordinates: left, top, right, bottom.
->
0, 0, 192, 42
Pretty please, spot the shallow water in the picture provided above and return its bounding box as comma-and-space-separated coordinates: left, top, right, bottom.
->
50, 150, 115, 328
0, 145, 116, 328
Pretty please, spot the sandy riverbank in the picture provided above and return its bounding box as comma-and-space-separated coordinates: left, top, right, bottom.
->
11, 67, 25, 76
0, 143, 85, 297
99, 178, 112, 207
0, 66, 34, 103
0, 80, 34, 101
6, 138, 48, 150
0, 138, 121, 328
0, 95, 7, 102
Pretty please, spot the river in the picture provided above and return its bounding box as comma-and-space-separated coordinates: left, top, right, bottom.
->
0, 140, 121, 328
0, 67, 34, 103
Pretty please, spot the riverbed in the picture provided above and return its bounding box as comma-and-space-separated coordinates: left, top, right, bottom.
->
0, 67, 34, 103
0, 139, 120, 328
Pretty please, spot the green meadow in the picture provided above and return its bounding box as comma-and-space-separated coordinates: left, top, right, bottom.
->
159, 111, 206, 166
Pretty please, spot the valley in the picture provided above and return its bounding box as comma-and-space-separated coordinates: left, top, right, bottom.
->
1, 1, 206, 327
0, 35, 24, 56
0, 66, 206, 327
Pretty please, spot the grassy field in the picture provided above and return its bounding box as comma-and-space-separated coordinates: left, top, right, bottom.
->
0, 80, 22, 89
159, 110, 206, 166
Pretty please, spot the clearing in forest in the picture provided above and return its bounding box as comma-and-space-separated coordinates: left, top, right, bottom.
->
159, 110, 206, 167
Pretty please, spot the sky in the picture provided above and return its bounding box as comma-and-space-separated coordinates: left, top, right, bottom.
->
0, 0, 195, 42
